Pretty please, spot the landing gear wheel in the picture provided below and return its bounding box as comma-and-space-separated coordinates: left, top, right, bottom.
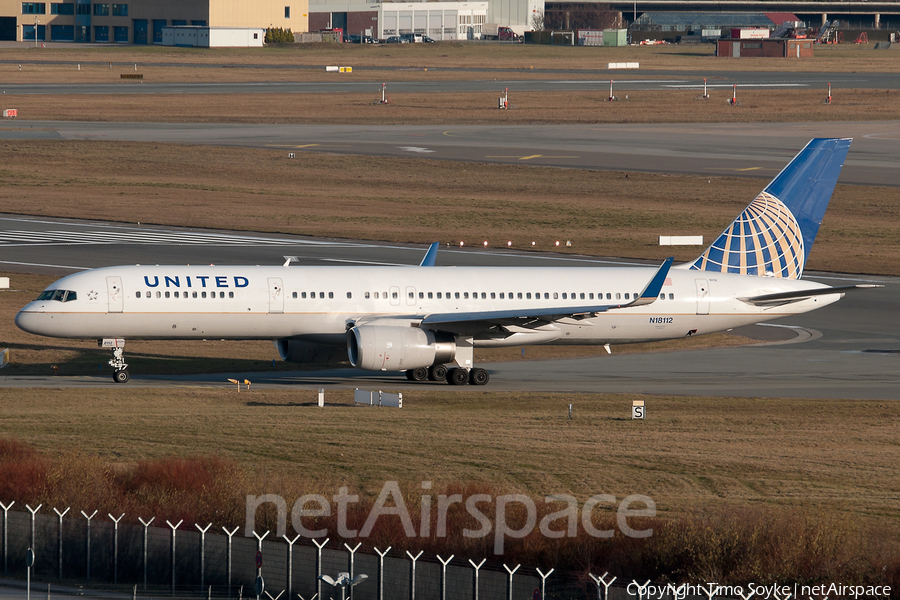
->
469, 368, 489, 386
428, 364, 448, 381
113, 369, 130, 384
447, 368, 469, 386
407, 367, 428, 382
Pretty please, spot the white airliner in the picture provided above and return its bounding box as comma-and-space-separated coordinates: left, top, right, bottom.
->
16, 138, 875, 385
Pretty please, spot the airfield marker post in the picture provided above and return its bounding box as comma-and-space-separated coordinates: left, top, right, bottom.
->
167, 519, 183, 595
81, 510, 97, 583
26, 504, 41, 554
469, 559, 486, 600
374, 546, 391, 600
536, 568, 554, 600
196, 523, 212, 591
503, 564, 520, 600
109, 513, 125, 585
223, 526, 239, 598
407, 550, 423, 600
0, 500, 12, 575
52, 507, 69, 581
345, 543, 362, 600
139, 517, 154, 590
26, 548, 34, 600
283, 534, 301, 598
313, 538, 329, 600
437, 555, 454, 600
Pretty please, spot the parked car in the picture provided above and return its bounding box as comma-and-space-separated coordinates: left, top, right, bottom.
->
401, 33, 423, 43
385, 36, 408, 43
422, 35, 435, 43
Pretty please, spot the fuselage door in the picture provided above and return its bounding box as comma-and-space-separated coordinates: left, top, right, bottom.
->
695, 279, 710, 315
268, 277, 284, 314
389, 286, 401, 306
106, 276, 123, 313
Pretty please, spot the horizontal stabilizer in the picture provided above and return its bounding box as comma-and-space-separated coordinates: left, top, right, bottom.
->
739, 284, 882, 307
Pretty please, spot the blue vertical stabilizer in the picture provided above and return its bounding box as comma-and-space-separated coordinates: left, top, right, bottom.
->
689, 138, 851, 279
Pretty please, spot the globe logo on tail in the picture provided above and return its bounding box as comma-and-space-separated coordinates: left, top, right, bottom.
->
690, 191, 805, 279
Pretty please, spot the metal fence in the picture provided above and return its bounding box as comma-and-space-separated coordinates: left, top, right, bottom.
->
0, 504, 677, 600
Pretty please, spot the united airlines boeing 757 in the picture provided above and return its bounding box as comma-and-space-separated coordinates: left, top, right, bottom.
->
16, 138, 876, 385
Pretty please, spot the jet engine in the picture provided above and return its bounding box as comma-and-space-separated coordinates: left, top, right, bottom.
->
347, 325, 455, 371
274, 339, 346, 364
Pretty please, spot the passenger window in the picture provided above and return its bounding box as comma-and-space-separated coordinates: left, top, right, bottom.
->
669, 293, 675, 300
202, 292, 207, 298
606, 293, 612, 300
436, 292, 441, 299
544, 293, 550, 300
409, 292, 415, 299
229, 292, 234, 298
427, 292, 433, 299
321, 292, 326, 299
589, 293, 593, 300
499, 293, 504, 299
562, 293, 567, 299
464, 292, 469, 299
518, 292, 523, 299
328, 292, 333, 299
383, 291, 388, 299
292, 292, 297, 298
164, 291, 169, 298
581, 293, 586, 300
136, 291, 142, 298
193, 291, 198, 298
156, 291, 161, 298
302, 292, 307, 299
221, 292, 226, 298
616, 293, 621, 300
374, 292, 379, 299
625, 293, 630, 300
347, 292, 352, 299
419, 292, 424, 299
455, 292, 460, 299
365, 292, 370, 299
491, 293, 496, 299
481, 292, 486, 299
391, 291, 397, 299
174, 291, 179, 298
526, 293, 532, 299
555, 293, 560, 299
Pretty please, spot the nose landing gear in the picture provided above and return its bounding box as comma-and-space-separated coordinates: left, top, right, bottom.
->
100, 338, 130, 383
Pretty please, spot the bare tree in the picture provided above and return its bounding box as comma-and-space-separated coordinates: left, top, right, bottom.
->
531, 9, 545, 31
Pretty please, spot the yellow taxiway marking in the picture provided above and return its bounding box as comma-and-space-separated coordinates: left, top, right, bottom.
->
266, 144, 321, 148
485, 154, 579, 160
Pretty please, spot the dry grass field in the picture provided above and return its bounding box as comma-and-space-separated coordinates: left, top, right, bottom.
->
1, 141, 897, 275
2, 42, 898, 80
0, 389, 897, 580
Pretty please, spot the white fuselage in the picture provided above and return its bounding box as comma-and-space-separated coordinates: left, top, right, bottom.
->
16, 264, 841, 348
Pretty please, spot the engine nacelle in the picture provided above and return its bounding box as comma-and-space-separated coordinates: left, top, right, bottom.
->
274, 339, 345, 364
347, 325, 455, 371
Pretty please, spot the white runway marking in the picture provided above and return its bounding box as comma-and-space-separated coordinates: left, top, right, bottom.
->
0, 228, 323, 247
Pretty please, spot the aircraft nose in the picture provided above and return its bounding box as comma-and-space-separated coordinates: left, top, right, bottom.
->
15, 306, 46, 335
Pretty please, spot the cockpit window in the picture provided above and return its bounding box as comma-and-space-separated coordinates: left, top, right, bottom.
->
36, 289, 77, 302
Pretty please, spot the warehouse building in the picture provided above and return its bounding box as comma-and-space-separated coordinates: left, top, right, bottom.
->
0, 0, 308, 44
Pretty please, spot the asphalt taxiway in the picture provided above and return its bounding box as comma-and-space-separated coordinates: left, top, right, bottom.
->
1, 215, 897, 400
2, 120, 899, 186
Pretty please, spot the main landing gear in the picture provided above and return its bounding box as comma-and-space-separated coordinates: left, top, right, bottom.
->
405, 366, 489, 386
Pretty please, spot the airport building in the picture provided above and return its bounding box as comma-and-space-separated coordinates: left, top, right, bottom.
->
309, 0, 541, 39
309, 1, 490, 40
0, 0, 308, 44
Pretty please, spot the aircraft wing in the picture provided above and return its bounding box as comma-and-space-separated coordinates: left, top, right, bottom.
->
420, 258, 673, 331
738, 284, 882, 307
